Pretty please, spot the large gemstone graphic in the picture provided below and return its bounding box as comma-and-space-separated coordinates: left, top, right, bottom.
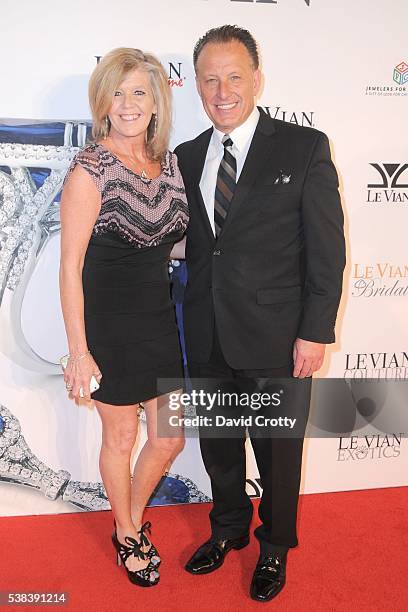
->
149, 475, 190, 506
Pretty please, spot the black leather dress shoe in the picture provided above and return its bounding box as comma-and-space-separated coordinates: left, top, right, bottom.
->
250, 553, 287, 602
185, 534, 250, 575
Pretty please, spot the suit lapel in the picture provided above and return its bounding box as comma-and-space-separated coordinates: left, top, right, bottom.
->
217, 110, 277, 238
189, 128, 214, 243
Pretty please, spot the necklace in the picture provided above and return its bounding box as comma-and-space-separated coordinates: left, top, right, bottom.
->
104, 138, 151, 178
120, 153, 150, 179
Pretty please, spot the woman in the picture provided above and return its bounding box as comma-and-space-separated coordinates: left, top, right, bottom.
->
59, 48, 188, 587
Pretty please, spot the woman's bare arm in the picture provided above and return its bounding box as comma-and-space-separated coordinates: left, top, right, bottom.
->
59, 165, 101, 400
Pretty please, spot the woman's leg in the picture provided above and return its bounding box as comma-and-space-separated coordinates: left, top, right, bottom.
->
131, 391, 185, 530
95, 400, 149, 572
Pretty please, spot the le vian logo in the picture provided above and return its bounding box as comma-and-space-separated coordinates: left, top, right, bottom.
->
367, 163, 408, 204
95, 56, 186, 88
168, 62, 186, 88
262, 105, 314, 127
337, 433, 402, 462
344, 351, 408, 380
351, 262, 408, 299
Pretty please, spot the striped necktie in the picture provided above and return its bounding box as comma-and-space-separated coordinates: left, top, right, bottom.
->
214, 135, 237, 237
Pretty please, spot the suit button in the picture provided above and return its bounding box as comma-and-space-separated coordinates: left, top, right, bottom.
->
213, 249, 221, 256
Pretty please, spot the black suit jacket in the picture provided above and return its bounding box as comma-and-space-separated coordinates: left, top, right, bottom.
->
175, 108, 346, 369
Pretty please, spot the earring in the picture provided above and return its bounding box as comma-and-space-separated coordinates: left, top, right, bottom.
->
104, 116, 110, 139
153, 114, 157, 138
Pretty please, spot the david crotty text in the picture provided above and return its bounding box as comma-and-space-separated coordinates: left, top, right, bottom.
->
168, 415, 297, 429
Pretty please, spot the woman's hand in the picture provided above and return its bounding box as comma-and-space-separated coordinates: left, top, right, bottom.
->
169, 236, 186, 260
63, 352, 102, 403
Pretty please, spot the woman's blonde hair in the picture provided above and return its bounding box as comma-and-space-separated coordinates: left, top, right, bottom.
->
88, 47, 171, 161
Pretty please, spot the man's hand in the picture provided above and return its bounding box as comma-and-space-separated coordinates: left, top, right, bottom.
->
293, 338, 326, 378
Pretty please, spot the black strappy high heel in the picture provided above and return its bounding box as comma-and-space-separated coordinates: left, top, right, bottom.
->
138, 521, 161, 567
112, 529, 159, 587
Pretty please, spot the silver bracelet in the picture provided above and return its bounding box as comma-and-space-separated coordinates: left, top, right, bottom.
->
69, 350, 91, 363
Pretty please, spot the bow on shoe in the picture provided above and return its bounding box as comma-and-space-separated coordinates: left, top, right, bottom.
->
121, 535, 146, 562
138, 521, 152, 548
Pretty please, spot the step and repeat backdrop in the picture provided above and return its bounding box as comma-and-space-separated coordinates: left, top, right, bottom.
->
0, 0, 407, 515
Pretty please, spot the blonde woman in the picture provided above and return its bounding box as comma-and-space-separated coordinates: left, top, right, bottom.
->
59, 48, 188, 587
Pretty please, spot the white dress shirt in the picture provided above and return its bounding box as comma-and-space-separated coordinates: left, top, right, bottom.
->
199, 106, 260, 235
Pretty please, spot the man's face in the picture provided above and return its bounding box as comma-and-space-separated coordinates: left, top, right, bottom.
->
195, 40, 261, 133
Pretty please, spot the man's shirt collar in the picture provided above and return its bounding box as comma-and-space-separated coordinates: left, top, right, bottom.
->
212, 106, 260, 152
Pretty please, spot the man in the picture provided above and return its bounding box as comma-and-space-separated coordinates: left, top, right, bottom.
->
175, 25, 345, 602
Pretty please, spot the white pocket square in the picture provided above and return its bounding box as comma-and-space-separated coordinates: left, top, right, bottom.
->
274, 170, 292, 185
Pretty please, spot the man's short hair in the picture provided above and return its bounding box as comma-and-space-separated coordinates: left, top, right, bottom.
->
193, 25, 259, 70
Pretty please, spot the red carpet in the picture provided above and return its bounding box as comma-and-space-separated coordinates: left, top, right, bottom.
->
1, 487, 407, 611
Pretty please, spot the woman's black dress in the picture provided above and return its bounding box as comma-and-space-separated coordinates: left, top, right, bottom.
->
65, 143, 189, 405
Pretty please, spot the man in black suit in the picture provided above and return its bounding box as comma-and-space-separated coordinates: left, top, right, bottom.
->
175, 25, 345, 602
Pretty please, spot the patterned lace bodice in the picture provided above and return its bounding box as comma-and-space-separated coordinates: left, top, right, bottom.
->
64, 143, 189, 248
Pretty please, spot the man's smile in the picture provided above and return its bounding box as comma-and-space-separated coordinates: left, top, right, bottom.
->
215, 102, 238, 111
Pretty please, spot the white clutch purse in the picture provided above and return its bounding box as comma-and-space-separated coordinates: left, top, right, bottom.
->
60, 354, 100, 397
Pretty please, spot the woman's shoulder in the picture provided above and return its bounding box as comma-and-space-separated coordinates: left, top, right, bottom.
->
163, 149, 182, 179
73, 143, 103, 166
166, 149, 183, 172
64, 143, 104, 191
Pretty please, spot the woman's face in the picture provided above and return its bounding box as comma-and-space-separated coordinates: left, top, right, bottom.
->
108, 68, 157, 141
